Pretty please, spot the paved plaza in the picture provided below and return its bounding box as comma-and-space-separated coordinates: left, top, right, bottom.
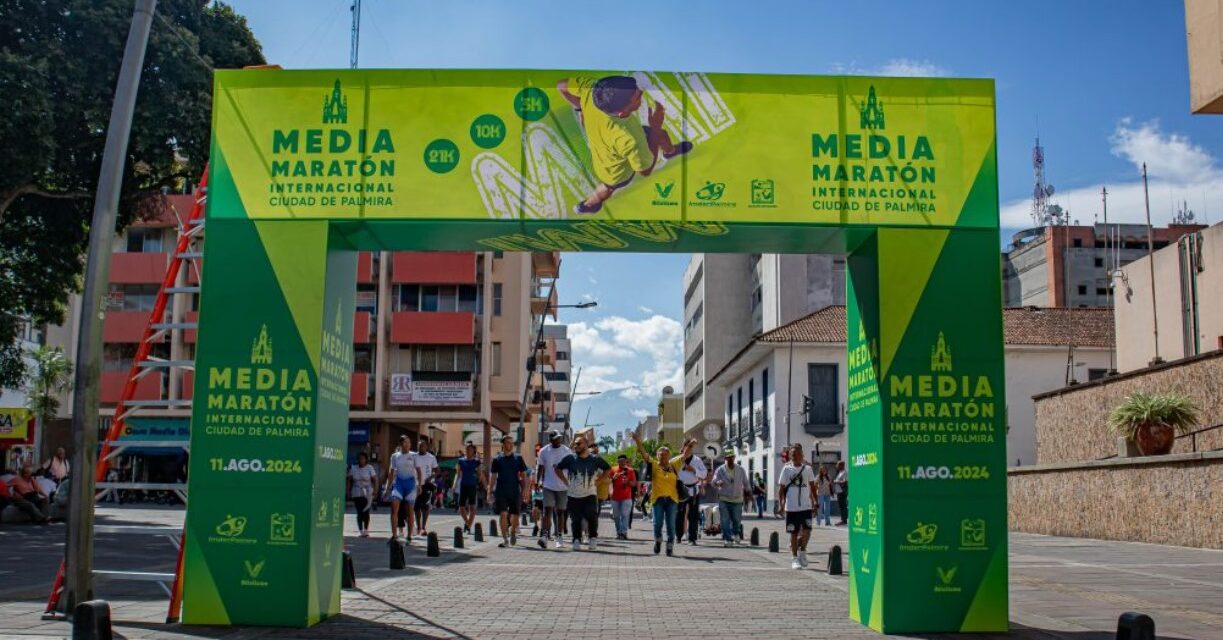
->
1, 506, 1220, 639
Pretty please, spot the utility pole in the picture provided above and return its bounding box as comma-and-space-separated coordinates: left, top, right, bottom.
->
64, 0, 158, 613
1141, 163, 1164, 366
349, 0, 362, 69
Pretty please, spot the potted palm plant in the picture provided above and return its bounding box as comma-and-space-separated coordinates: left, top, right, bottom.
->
1108, 392, 1200, 456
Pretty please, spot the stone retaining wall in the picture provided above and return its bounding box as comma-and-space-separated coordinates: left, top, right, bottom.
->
1032, 350, 1223, 464
1008, 451, 1223, 549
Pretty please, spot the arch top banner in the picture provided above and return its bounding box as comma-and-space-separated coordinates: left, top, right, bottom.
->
209, 69, 997, 230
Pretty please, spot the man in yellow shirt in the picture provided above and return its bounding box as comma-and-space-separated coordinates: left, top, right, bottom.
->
557, 75, 693, 214
629, 431, 696, 557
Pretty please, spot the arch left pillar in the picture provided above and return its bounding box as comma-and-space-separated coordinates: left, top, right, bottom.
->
182, 219, 355, 626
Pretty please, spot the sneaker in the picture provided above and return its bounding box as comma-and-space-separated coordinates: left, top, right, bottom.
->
359, 531, 369, 538
538, 535, 548, 549
574, 200, 603, 215
571, 538, 581, 551
666, 542, 674, 556
498, 541, 508, 548
791, 558, 803, 570
588, 538, 598, 551
464, 525, 471, 535
555, 537, 564, 549
723, 540, 731, 548
654, 540, 662, 555
798, 550, 809, 567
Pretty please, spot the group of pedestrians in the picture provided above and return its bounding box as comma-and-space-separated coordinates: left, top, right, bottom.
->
349, 431, 850, 571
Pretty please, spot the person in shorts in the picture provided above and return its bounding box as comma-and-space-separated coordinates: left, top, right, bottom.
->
556, 75, 694, 215
535, 430, 573, 549
777, 443, 818, 569
455, 444, 482, 535
488, 435, 529, 547
383, 436, 418, 541
414, 471, 437, 536
556, 436, 610, 551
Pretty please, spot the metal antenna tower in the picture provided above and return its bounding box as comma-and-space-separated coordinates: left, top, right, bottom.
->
1031, 137, 1059, 226
1172, 199, 1197, 225
349, 0, 361, 69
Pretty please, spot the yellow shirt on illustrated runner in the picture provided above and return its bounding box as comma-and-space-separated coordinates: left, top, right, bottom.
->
567, 75, 654, 186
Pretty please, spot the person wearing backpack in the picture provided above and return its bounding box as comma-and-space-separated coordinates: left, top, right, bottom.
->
777, 443, 818, 569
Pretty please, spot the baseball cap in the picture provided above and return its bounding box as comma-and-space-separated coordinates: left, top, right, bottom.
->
723, 447, 736, 458
548, 429, 563, 441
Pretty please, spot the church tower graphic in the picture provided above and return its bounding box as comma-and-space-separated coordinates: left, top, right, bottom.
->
859, 85, 885, 130
251, 325, 273, 365
322, 80, 348, 124
930, 332, 952, 372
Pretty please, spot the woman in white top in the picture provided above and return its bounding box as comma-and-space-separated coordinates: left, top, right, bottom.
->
347, 452, 378, 537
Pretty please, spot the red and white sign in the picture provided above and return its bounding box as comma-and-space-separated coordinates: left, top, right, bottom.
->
389, 373, 472, 406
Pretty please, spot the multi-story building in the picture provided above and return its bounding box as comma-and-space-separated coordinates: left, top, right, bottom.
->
539, 325, 572, 440
1114, 222, 1223, 372
0, 317, 43, 470
709, 305, 1115, 508
1002, 223, 1204, 308
1185, 0, 1223, 114
682, 253, 845, 436
656, 386, 684, 446
42, 196, 560, 474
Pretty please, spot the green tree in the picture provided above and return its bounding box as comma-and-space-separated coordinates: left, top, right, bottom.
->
597, 435, 616, 452
0, 0, 264, 387
25, 345, 73, 431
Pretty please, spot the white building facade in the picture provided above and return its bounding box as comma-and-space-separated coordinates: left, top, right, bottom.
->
709, 306, 1114, 508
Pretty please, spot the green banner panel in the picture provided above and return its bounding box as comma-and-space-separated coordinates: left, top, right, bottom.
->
847, 228, 1008, 633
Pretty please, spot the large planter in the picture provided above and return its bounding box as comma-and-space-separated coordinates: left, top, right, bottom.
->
1133, 422, 1176, 456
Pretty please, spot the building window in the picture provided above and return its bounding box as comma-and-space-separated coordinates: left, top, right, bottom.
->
737, 387, 744, 433
493, 283, 503, 316
1094, 257, 1104, 268
543, 371, 569, 382
553, 392, 570, 403
354, 347, 373, 374
807, 364, 839, 427
1087, 368, 1109, 381
395, 285, 480, 313
1077, 285, 1087, 295
491, 342, 501, 376
395, 285, 420, 311
414, 345, 477, 372
107, 283, 159, 311
748, 378, 756, 431
124, 228, 163, 253
1096, 287, 1108, 296
750, 286, 762, 310
1072, 238, 1082, 247
555, 350, 569, 361
493, 250, 504, 259
761, 368, 769, 426
727, 393, 734, 435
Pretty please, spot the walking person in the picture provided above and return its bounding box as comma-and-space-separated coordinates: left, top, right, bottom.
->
488, 435, 529, 547
713, 448, 748, 546
629, 431, 694, 556
608, 454, 637, 540
674, 438, 706, 545
413, 440, 438, 534
384, 436, 418, 541
752, 473, 767, 518
556, 436, 610, 550
347, 452, 378, 538
536, 430, 573, 549
834, 460, 849, 526
778, 444, 818, 569
455, 444, 482, 535
816, 464, 834, 526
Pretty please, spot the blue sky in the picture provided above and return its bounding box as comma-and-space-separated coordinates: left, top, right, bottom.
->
228, 0, 1220, 436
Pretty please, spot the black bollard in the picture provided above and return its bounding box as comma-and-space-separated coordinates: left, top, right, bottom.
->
768, 531, 780, 553
1116, 612, 1156, 640
453, 526, 465, 549
342, 551, 357, 588
388, 538, 405, 570
750, 527, 760, 547
72, 600, 112, 640
474, 522, 484, 542
489, 519, 499, 537
427, 532, 440, 557
827, 545, 843, 575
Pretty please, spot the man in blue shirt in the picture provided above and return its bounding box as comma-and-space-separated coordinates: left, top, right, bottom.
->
455, 443, 483, 535
488, 435, 529, 547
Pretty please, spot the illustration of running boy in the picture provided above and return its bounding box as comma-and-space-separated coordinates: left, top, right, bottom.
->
557, 75, 693, 214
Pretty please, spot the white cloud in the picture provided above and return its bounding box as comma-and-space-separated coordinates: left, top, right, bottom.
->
1000, 119, 1219, 229
875, 58, 950, 78
567, 314, 685, 401
828, 58, 950, 78
568, 322, 632, 360
1109, 118, 1215, 184
630, 409, 651, 420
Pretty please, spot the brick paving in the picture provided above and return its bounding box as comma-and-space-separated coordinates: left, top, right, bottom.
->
0, 506, 1220, 638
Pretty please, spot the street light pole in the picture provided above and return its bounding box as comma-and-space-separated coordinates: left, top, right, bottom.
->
63, 0, 158, 612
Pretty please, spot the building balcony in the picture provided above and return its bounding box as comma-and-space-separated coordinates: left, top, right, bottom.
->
531, 287, 558, 318
350, 372, 370, 407
390, 311, 475, 344
110, 252, 169, 284
357, 252, 375, 284
392, 252, 477, 284
101, 370, 162, 405
353, 311, 372, 344
103, 310, 155, 343
532, 252, 561, 278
